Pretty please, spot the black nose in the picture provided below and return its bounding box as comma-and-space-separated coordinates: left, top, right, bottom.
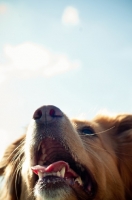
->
33, 105, 63, 122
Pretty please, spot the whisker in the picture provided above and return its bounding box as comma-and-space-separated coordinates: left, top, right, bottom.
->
95, 126, 115, 135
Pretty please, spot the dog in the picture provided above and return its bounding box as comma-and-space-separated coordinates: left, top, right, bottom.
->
0, 105, 132, 200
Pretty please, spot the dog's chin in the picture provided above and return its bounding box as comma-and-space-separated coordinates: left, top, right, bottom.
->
30, 137, 97, 200
34, 176, 78, 200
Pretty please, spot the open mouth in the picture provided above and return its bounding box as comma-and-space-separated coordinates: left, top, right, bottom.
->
31, 137, 97, 197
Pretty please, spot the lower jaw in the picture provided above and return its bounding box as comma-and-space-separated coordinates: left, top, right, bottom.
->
34, 177, 88, 200
34, 180, 78, 200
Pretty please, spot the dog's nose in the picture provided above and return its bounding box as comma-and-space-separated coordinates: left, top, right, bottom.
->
33, 105, 63, 122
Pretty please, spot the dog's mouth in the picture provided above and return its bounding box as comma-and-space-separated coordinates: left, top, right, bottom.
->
31, 138, 97, 198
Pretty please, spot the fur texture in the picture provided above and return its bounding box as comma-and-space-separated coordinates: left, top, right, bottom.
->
0, 105, 132, 200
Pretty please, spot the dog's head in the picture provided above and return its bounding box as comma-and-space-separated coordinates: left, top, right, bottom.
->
0, 105, 132, 200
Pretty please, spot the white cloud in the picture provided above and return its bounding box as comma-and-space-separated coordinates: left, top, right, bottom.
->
0, 129, 23, 159
0, 42, 80, 81
0, 72, 6, 83
0, 129, 13, 158
0, 4, 7, 14
62, 6, 80, 25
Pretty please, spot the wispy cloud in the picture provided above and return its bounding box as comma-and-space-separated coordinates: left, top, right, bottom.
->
0, 4, 8, 14
0, 42, 80, 82
62, 6, 80, 25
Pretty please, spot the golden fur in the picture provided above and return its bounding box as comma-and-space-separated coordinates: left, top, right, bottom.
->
0, 106, 132, 200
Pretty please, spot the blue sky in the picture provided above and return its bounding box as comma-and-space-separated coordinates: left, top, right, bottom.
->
0, 0, 132, 154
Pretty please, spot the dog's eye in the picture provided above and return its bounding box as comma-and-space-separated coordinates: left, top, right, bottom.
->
81, 127, 95, 135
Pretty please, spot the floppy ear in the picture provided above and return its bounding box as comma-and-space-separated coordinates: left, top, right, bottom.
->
0, 135, 25, 200
117, 114, 132, 134
116, 115, 132, 199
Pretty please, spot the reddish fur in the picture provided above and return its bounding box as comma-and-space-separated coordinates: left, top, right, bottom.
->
0, 113, 132, 199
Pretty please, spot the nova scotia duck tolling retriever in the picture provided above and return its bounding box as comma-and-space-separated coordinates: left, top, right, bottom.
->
0, 105, 132, 200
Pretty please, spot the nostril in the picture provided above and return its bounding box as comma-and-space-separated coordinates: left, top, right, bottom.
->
49, 107, 63, 118
49, 109, 56, 117
33, 109, 42, 120
33, 105, 63, 121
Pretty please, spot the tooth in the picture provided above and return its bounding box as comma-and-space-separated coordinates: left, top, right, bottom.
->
38, 172, 43, 179
75, 177, 83, 186
74, 156, 77, 162
57, 171, 61, 177
44, 173, 55, 177
47, 179, 50, 183
38, 143, 41, 151
60, 167, 65, 178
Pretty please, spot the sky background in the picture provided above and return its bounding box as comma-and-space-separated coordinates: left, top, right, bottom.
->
0, 0, 132, 155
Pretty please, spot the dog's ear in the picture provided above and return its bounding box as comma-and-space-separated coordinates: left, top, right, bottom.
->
117, 114, 132, 134
0, 135, 25, 174
0, 135, 25, 200
116, 115, 132, 199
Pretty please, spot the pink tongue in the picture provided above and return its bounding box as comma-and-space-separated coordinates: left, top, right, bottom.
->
31, 161, 78, 178
31, 161, 69, 175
